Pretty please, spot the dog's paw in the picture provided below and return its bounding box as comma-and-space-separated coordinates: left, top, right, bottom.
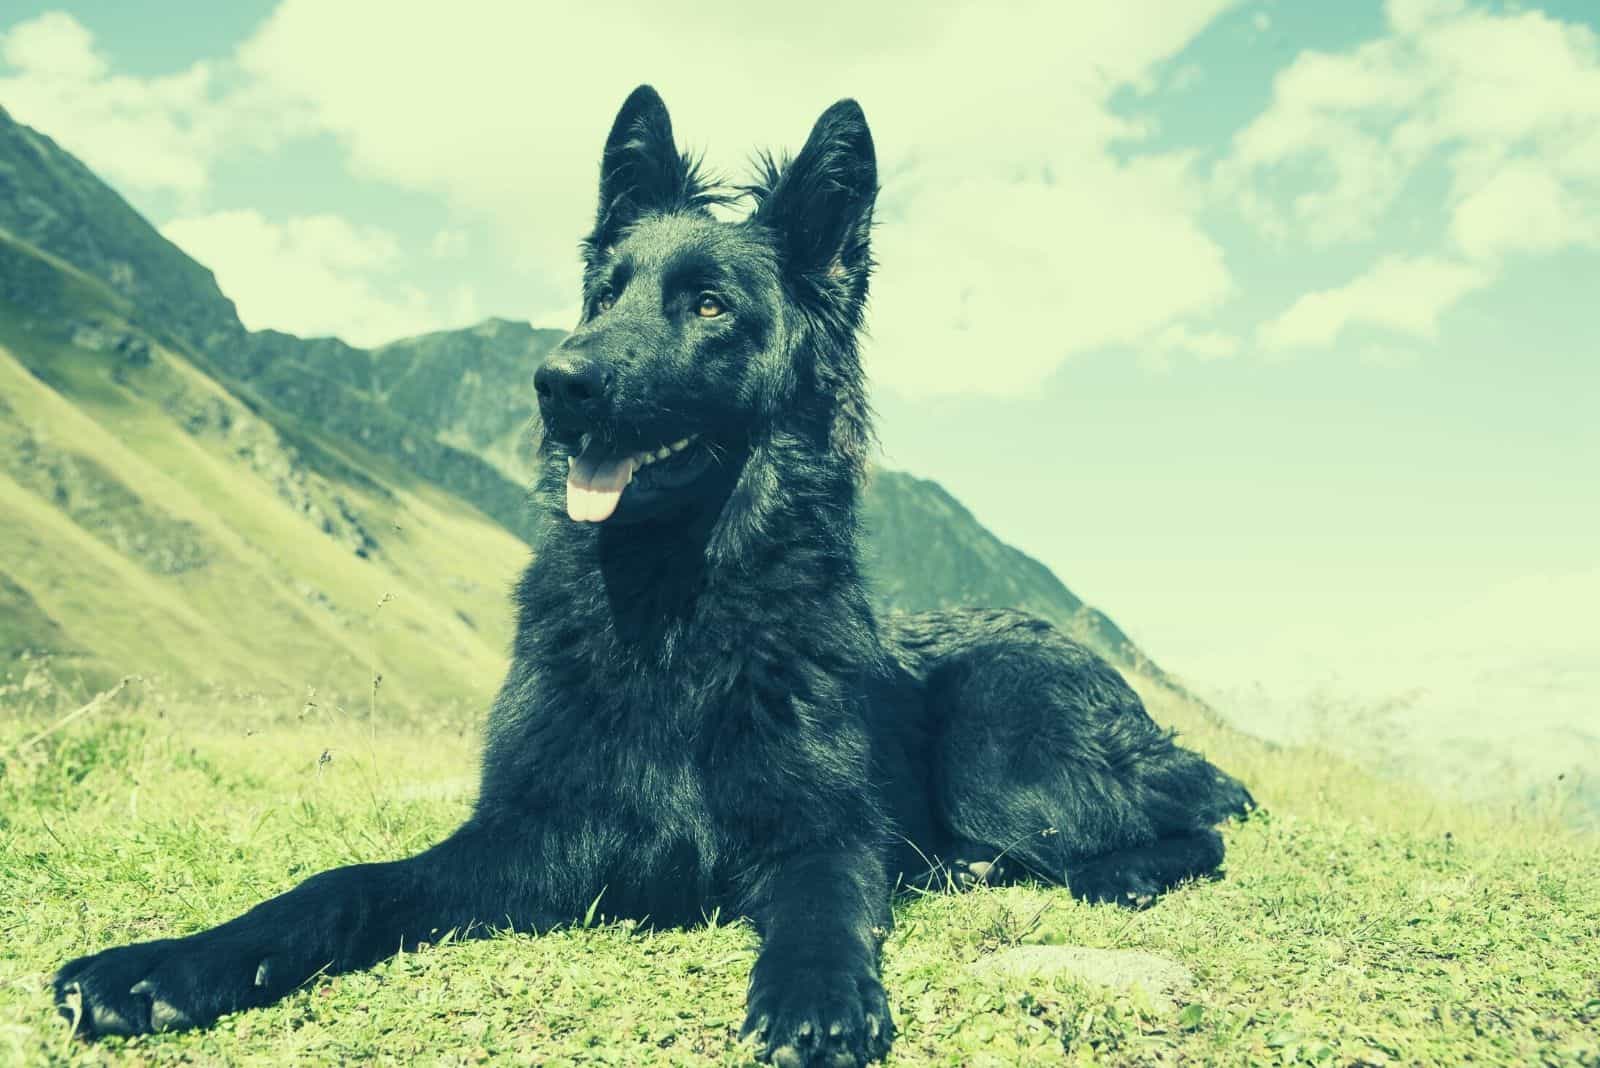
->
741, 964, 894, 1067
950, 855, 1017, 891
54, 935, 277, 1039
1067, 864, 1161, 909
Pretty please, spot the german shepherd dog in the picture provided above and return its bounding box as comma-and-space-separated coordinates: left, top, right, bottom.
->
55, 87, 1252, 1066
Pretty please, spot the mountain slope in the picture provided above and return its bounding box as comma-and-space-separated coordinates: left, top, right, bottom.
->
0, 231, 523, 709
861, 471, 1177, 686
0, 106, 543, 545
372, 319, 568, 482
0, 104, 1176, 691
0, 105, 240, 352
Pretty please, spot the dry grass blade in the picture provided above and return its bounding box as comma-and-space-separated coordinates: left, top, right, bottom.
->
4, 675, 140, 758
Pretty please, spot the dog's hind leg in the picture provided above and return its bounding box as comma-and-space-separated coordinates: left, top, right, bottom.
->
900, 835, 1030, 894
1066, 829, 1225, 908
945, 837, 1030, 890
893, 610, 1249, 907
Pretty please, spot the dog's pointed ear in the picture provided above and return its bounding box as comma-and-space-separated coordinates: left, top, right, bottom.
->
584, 85, 695, 265
755, 100, 878, 290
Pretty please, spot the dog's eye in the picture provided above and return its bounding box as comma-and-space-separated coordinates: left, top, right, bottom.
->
695, 294, 725, 319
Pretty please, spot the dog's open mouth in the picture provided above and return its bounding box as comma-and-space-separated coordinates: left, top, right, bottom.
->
565, 434, 712, 522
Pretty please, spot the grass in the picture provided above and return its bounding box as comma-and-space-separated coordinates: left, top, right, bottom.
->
1, 680, 1596, 1066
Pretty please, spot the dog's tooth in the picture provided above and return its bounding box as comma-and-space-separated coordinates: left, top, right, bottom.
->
636, 451, 654, 467
670, 438, 690, 453
566, 457, 575, 470
656, 446, 671, 460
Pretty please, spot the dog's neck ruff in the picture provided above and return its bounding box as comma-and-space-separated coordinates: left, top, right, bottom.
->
525, 432, 868, 670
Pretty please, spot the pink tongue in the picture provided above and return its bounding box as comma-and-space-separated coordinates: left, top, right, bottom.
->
566, 451, 636, 523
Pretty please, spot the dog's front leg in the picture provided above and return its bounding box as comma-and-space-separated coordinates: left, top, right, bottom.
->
54, 819, 556, 1038
740, 849, 895, 1067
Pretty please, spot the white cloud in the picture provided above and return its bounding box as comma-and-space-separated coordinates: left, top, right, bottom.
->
1220, 0, 1600, 252
1152, 323, 1239, 361
870, 154, 1233, 392
1451, 161, 1600, 260
0, 12, 295, 199
234, 0, 1242, 395
1, 10, 104, 79
430, 228, 469, 259
1256, 254, 1490, 352
1135, 322, 1239, 373
160, 210, 477, 345
1226, 0, 1600, 354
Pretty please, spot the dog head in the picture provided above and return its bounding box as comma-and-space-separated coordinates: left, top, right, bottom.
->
536, 85, 877, 527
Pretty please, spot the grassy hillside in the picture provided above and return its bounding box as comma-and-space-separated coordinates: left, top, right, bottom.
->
0, 682, 1594, 1066
0, 233, 524, 712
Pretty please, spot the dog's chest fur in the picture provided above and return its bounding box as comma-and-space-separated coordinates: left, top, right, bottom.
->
474, 512, 882, 917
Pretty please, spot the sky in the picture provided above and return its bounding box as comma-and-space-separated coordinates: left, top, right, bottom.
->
1, 0, 1596, 752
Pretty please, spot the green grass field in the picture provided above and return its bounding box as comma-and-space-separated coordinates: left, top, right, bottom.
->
1, 678, 1596, 1067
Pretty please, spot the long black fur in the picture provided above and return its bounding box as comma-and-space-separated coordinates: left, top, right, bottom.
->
53, 86, 1252, 1066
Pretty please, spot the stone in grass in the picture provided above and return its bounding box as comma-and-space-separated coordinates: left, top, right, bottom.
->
969, 946, 1195, 1013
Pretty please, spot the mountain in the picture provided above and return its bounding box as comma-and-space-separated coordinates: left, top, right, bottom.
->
0, 104, 1175, 701
859, 472, 1178, 687
371, 319, 568, 483
0, 229, 523, 709
0, 107, 239, 353
1, 107, 542, 544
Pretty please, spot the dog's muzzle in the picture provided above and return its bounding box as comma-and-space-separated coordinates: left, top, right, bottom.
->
535, 353, 612, 436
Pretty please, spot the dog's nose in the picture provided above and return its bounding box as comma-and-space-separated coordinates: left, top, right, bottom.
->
535, 354, 610, 421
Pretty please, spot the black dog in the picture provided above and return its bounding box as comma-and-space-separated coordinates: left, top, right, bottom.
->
54, 87, 1252, 1066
